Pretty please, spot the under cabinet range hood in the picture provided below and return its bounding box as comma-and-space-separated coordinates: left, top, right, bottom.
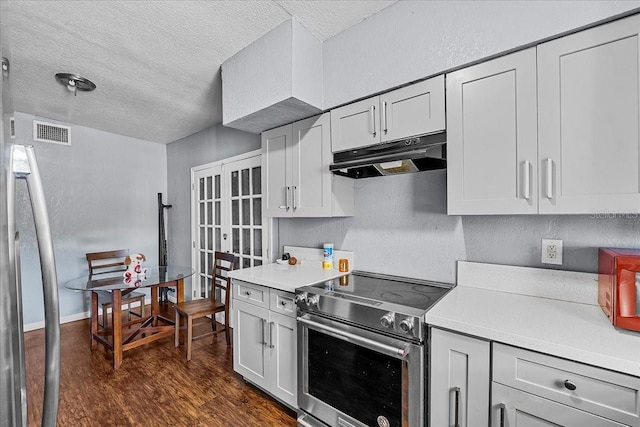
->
330, 132, 447, 179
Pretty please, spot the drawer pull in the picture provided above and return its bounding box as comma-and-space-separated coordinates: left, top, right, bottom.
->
245, 291, 252, 296
280, 300, 287, 306
563, 379, 577, 391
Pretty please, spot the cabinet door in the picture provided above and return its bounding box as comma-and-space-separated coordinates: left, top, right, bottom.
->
233, 299, 270, 388
538, 15, 640, 214
381, 75, 445, 143
262, 124, 292, 217
291, 113, 332, 217
267, 311, 297, 407
447, 48, 538, 215
330, 95, 380, 152
491, 383, 627, 426
430, 328, 490, 427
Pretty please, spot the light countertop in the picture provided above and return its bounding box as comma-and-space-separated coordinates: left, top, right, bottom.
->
228, 262, 348, 293
426, 262, 640, 377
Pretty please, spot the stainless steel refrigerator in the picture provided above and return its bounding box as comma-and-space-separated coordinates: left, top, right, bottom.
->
0, 124, 61, 423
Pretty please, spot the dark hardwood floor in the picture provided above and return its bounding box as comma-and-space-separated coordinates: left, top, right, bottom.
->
24, 303, 297, 426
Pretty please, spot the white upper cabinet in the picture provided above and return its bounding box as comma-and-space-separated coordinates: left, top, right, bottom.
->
447, 48, 538, 215
538, 14, 640, 214
263, 113, 354, 218
331, 75, 445, 153
448, 14, 640, 215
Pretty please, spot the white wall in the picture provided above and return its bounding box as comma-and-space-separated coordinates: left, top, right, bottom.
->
277, 1, 640, 283
323, 0, 640, 109
166, 124, 260, 297
13, 112, 167, 324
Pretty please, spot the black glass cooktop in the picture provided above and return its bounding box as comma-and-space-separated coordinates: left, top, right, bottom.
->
310, 271, 452, 311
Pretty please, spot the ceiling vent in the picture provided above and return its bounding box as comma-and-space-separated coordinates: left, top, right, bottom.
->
33, 120, 71, 146
10, 117, 15, 139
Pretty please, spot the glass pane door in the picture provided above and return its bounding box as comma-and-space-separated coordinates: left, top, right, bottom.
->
225, 155, 264, 270
193, 165, 222, 299
191, 151, 267, 301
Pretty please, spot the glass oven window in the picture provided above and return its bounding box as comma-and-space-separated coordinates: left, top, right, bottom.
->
307, 329, 403, 427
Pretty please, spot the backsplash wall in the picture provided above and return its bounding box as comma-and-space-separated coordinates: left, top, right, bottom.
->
277, 171, 640, 284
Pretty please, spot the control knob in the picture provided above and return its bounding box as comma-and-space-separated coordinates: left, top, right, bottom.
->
307, 294, 320, 308
399, 317, 415, 334
380, 312, 395, 328
295, 292, 308, 305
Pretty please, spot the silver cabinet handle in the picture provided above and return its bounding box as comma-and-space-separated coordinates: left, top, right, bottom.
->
453, 386, 461, 427
522, 160, 531, 200
260, 318, 267, 346
292, 186, 297, 211
498, 403, 506, 427
564, 379, 577, 391
381, 100, 388, 134
268, 321, 275, 348
279, 186, 290, 210
545, 158, 554, 199
369, 105, 376, 137
298, 315, 408, 358
11, 145, 60, 427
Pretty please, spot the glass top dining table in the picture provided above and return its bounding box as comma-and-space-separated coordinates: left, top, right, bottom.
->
63, 266, 195, 291
63, 266, 195, 369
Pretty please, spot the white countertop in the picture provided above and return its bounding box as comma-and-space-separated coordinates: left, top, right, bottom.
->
426, 262, 640, 377
228, 262, 347, 293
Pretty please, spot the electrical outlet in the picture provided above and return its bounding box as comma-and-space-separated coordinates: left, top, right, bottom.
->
542, 238, 563, 265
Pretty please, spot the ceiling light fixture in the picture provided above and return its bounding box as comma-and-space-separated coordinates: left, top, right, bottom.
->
2, 57, 9, 79
55, 73, 96, 96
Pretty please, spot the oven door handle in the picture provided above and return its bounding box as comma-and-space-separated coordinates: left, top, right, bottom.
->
298, 316, 410, 359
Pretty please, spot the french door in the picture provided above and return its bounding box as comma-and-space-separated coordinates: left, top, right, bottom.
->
191, 150, 267, 300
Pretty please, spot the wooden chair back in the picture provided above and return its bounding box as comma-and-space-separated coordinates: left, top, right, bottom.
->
212, 251, 235, 304
86, 249, 129, 276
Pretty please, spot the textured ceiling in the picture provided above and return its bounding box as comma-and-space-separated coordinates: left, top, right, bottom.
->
1, 0, 396, 144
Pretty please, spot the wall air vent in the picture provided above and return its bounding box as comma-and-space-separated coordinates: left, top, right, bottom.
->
10, 117, 15, 138
33, 120, 71, 146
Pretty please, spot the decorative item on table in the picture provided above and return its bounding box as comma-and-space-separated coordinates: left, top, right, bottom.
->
323, 243, 333, 269
123, 253, 147, 285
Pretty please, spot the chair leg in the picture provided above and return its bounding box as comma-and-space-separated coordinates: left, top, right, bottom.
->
224, 310, 231, 346
186, 315, 193, 362
102, 304, 107, 330
174, 309, 180, 348
127, 301, 132, 321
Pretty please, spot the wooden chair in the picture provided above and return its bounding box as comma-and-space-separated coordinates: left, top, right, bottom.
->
175, 251, 235, 361
86, 249, 146, 328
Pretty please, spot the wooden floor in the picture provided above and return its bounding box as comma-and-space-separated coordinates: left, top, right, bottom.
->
25, 302, 297, 426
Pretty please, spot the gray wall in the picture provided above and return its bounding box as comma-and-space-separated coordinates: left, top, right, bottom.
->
166, 124, 260, 296
277, 1, 640, 283
13, 112, 167, 325
278, 171, 640, 283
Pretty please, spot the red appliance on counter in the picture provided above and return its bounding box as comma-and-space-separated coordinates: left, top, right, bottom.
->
598, 248, 640, 332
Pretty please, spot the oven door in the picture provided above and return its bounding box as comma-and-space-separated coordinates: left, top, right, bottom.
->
297, 313, 424, 427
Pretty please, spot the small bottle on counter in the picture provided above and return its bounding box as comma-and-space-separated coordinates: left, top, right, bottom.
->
323, 243, 333, 269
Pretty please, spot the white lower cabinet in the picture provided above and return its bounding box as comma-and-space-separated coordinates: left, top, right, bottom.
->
492, 343, 640, 427
430, 331, 640, 427
233, 281, 297, 408
491, 383, 626, 427
430, 327, 490, 427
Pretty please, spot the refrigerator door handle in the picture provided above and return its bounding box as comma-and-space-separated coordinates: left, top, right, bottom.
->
11, 145, 61, 427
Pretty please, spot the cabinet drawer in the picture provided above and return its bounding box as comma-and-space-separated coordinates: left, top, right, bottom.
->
269, 289, 296, 318
491, 382, 628, 426
493, 343, 640, 425
232, 280, 269, 309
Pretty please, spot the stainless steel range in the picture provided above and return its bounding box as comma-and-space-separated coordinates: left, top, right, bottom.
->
296, 271, 453, 427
